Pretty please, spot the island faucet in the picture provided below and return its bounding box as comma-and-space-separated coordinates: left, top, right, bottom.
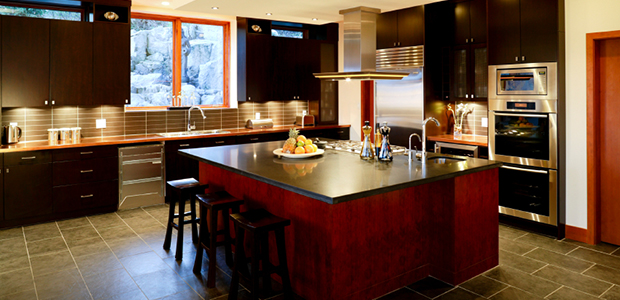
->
421, 117, 440, 162
408, 133, 421, 161
188, 106, 206, 132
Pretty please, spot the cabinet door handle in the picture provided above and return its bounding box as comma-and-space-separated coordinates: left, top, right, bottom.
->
21, 156, 36, 160
465, 38, 469, 43
398, 42, 401, 46
125, 99, 129, 104
248, 97, 251, 101
179, 144, 190, 147
80, 169, 93, 173
337, 130, 344, 134
81, 194, 94, 198
215, 141, 225, 144
515, 56, 519, 62
471, 38, 474, 43
152, 161, 162, 164
522, 55, 526, 61
45, 100, 48, 105
465, 94, 469, 99
250, 138, 259, 141
80, 151, 93, 155
51, 100, 55, 105
394, 42, 397, 46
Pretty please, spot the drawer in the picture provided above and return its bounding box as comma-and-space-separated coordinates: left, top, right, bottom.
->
236, 134, 278, 144
204, 137, 237, 147
120, 177, 164, 210
121, 159, 163, 181
5, 151, 52, 165
165, 140, 206, 152
119, 143, 163, 159
53, 145, 117, 162
53, 180, 118, 213
53, 156, 118, 186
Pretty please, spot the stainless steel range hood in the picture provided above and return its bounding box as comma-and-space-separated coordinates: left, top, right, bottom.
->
313, 6, 409, 81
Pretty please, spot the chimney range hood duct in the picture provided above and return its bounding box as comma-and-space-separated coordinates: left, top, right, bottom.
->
313, 6, 409, 81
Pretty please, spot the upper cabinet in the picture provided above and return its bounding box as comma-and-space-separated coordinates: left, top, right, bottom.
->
453, 0, 487, 45
376, 6, 424, 49
93, 22, 130, 105
488, 0, 559, 65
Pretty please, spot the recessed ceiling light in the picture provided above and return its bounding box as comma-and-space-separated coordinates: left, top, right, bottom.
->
161, 1, 170, 5
312, 18, 318, 21
212, 6, 219, 10
266, 13, 272, 16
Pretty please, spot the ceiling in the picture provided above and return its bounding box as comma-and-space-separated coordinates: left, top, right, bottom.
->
132, 0, 445, 24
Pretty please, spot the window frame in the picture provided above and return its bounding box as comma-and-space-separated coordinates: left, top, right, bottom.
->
0, 1, 85, 20
271, 25, 308, 39
129, 13, 230, 110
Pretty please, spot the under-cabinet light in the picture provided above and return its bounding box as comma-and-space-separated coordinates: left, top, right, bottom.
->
161, 1, 170, 5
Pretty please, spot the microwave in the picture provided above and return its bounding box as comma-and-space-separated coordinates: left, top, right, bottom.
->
489, 62, 557, 101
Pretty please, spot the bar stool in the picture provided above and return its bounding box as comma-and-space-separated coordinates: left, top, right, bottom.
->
163, 178, 208, 260
228, 209, 293, 300
193, 191, 244, 288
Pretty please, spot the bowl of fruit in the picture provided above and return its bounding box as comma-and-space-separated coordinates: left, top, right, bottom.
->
273, 128, 324, 159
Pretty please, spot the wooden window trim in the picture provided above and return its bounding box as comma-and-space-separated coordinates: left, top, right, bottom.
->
128, 12, 230, 110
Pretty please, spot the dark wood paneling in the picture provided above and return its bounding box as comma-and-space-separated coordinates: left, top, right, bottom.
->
50, 20, 93, 106
376, 10, 398, 49
93, 22, 130, 105
519, 0, 558, 63
4, 163, 52, 220
297, 38, 321, 101
52, 156, 118, 186
453, 1, 470, 45
245, 34, 274, 101
398, 6, 424, 47
2, 16, 50, 107
469, 0, 487, 44
488, 0, 521, 65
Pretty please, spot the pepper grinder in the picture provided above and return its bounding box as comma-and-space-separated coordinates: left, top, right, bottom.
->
378, 122, 393, 162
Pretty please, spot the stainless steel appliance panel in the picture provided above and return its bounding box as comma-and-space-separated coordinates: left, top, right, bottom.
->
375, 68, 424, 130
435, 142, 479, 158
489, 62, 557, 100
119, 143, 164, 210
499, 165, 557, 226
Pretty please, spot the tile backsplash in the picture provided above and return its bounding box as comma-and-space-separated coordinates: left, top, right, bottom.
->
447, 101, 489, 136
1, 101, 309, 142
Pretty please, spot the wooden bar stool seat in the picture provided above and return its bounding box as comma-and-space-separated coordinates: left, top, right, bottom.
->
228, 209, 293, 300
193, 191, 244, 288
163, 178, 209, 260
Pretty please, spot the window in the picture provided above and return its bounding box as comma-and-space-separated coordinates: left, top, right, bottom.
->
271, 28, 304, 39
130, 13, 230, 109
0, 4, 81, 21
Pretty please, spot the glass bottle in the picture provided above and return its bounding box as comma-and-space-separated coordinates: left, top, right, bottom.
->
378, 122, 393, 162
375, 129, 381, 158
360, 121, 374, 160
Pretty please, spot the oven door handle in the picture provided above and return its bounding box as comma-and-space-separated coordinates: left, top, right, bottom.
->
501, 165, 549, 174
494, 113, 548, 118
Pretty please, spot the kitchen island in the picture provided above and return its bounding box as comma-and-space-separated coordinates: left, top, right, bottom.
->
180, 141, 502, 300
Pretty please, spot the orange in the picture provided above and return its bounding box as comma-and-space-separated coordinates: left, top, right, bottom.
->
311, 144, 318, 152
295, 147, 305, 154
297, 135, 307, 144
304, 145, 314, 153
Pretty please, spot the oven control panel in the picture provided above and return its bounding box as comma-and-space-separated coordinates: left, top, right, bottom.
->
507, 102, 536, 110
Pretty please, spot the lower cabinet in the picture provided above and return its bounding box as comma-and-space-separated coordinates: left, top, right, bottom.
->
53, 181, 118, 213
4, 154, 53, 220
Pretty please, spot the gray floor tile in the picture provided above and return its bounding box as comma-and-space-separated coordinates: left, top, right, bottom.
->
0, 256, 31, 274
499, 249, 546, 273
27, 237, 67, 257
24, 223, 60, 242
601, 285, 620, 300
57, 217, 91, 230
117, 208, 150, 219
84, 268, 141, 300
30, 250, 76, 277
0, 237, 27, 261
498, 225, 528, 240
61, 225, 99, 243
75, 251, 123, 277
584, 264, 620, 285
0, 268, 35, 298
435, 287, 485, 300
98, 225, 138, 242
515, 233, 578, 254
407, 277, 454, 298
488, 287, 542, 300
182, 267, 240, 299
546, 286, 599, 300
119, 251, 170, 277
68, 236, 111, 257
106, 236, 152, 258
532, 265, 612, 297
484, 266, 560, 297
88, 213, 125, 230
525, 248, 594, 273
123, 216, 164, 231
564, 239, 619, 254
132, 268, 192, 300
569, 247, 620, 270
163, 250, 205, 278
376, 288, 427, 300
0, 289, 38, 300
153, 289, 203, 300
0, 227, 23, 241
105, 289, 148, 300
498, 237, 537, 255
460, 275, 507, 298
34, 268, 88, 300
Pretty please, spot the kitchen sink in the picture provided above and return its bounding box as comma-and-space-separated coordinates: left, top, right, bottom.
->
158, 130, 231, 137
427, 156, 466, 164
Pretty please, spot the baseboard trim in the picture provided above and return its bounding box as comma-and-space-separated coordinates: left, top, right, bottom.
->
565, 225, 589, 243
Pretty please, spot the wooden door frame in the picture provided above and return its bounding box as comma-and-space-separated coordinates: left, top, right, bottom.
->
586, 30, 620, 245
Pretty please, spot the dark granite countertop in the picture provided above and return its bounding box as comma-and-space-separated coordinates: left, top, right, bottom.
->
180, 141, 502, 204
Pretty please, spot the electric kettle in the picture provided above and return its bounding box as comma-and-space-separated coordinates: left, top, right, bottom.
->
3, 123, 22, 144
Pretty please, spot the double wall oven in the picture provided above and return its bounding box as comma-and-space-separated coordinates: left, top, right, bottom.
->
489, 62, 558, 226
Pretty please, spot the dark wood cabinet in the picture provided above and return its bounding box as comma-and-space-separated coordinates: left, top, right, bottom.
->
93, 22, 130, 105
4, 154, 53, 220
244, 33, 274, 102
236, 133, 279, 144
53, 180, 117, 213
0, 154, 3, 221
488, 0, 558, 64
272, 37, 322, 101
2, 16, 50, 107
164, 139, 206, 202
451, 44, 487, 101
52, 156, 118, 186
453, 0, 486, 45
50, 20, 93, 106
376, 7, 424, 49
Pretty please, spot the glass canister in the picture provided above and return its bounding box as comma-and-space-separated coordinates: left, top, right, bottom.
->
71, 127, 81, 143
59, 128, 71, 144
360, 121, 374, 160
47, 129, 59, 145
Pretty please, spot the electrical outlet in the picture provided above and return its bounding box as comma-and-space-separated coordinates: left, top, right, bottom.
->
96, 119, 107, 129
481, 117, 488, 128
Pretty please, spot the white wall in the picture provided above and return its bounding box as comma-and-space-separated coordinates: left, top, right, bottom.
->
130, 5, 239, 108
565, 0, 620, 228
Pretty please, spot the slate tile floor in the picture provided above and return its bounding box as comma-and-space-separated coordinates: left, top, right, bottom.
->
3, 206, 620, 300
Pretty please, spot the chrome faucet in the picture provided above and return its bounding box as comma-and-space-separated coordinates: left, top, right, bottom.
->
188, 106, 206, 132
408, 133, 421, 161
421, 117, 440, 162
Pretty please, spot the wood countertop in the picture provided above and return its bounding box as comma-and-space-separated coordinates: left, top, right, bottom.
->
427, 134, 488, 147
0, 125, 350, 153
